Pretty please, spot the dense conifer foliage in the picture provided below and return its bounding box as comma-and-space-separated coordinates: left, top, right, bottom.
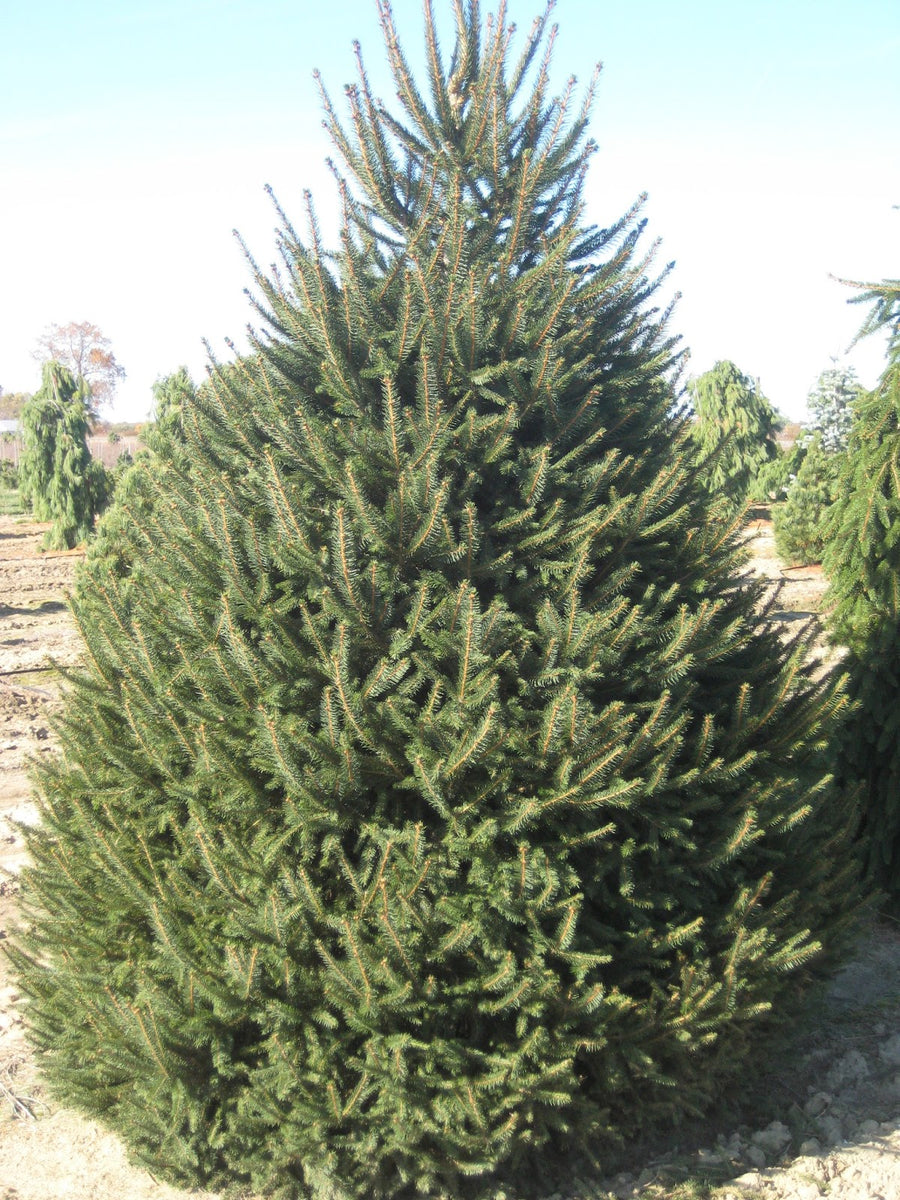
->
774, 434, 844, 566
688, 360, 778, 504
806, 363, 860, 454
747, 440, 804, 505
772, 364, 860, 564
19, 361, 107, 549
824, 280, 900, 905
11, 5, 860, 1197
76, 367, 197, 596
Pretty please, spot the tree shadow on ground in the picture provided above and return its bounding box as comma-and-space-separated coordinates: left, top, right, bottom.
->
0, 601, 67, 618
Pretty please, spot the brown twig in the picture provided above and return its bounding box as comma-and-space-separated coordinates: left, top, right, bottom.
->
0, 1059, 38, 1120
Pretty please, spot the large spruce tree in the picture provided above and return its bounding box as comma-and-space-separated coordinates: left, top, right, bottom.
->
11, 4, 859, 1197
823, 279, 900, 905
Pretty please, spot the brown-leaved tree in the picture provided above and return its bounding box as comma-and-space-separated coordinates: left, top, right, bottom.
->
32, 320, 125, 415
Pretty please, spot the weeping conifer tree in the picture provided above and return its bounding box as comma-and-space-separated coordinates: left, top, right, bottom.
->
19, 360, 107, 549
11, 4, 860, 1198
688, 360, 778, 504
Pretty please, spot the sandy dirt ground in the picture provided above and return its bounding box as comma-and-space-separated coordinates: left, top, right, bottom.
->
0, 512, 895, 1200
0, 518, 85, 1150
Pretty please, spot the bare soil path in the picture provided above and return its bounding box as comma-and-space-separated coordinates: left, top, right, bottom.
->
0, 511, 896, 1200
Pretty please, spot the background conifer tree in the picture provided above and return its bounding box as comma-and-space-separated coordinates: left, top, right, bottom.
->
78, 367, 197, 594
19, 360, 108, 549
11, 5, 860, 1197
688, 359, 778, 504
747, 437, 805, 505
764, 364, 859, 551
147, 365, 194, 450
823, 279, 900, 905
773, 433, 844, 565
806, 361, 860, 453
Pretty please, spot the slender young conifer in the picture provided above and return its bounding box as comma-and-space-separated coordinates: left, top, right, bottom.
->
19, 360, 105, 549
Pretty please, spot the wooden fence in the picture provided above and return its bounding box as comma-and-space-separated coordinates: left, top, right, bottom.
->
0, 436, 144, 470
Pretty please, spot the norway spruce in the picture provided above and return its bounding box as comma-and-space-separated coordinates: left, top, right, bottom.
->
773, 434, 844, 566
12, 5, 859, 1197
773, 364, 861, 564
823, 280, 900, 905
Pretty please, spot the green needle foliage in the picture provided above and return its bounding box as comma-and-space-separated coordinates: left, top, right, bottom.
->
748, 440, 806, 505
824, 279, 900, 905
773, 434, 844, 566
19, 360, 108, 549
806, 362, 860, 454
689, 360, 779, 504
773, 364, 861, 564
148, 365, 195, 449
11, 4, 860, 1197
76, 368, 197, 596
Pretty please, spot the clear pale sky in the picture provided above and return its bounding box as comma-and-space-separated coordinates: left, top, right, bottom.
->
1, 0, 897, 421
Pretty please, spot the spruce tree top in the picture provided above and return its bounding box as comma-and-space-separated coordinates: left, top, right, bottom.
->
687, 359, 778, 502
246, 0, 683, 476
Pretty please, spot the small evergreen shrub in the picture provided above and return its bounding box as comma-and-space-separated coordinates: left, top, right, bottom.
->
11, 7, 860, 1198
0, 458, 18, 489
0, 465, 24, 516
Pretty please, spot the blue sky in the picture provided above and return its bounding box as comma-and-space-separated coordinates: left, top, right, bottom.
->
1, 0, 898, 421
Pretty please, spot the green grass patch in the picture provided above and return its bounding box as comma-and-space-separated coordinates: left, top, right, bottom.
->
0, 487, 25, 515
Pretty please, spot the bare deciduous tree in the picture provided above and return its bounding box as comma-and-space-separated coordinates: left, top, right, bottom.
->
33, 320, 125, 414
